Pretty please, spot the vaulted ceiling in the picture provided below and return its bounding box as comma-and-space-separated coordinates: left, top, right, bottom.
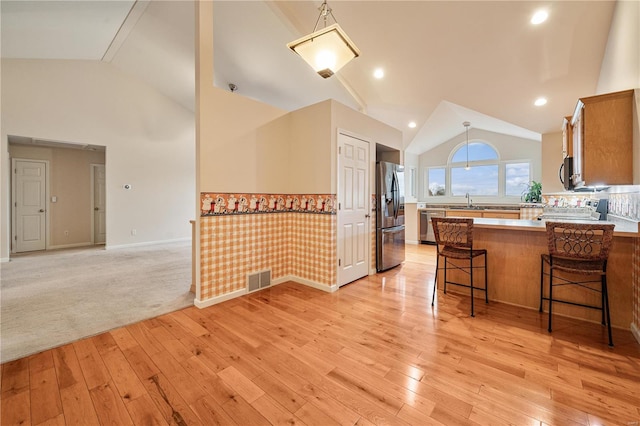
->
1, 0, 617, 154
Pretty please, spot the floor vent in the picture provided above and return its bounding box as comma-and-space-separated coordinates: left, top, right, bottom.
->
247, 270, 271, 292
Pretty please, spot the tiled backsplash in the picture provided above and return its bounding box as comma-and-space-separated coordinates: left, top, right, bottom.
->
199, 192, 337, 301
607, 186, 640, 220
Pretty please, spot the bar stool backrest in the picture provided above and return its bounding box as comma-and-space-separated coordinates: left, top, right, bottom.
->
544, 221, 614, 261
432, 217, 474, 250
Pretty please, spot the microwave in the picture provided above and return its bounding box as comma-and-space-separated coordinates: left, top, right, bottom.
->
560, 157, 574, 190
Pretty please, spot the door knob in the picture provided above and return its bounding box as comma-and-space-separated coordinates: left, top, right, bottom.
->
95, 207, 99, 211
365, 214, 370, 218
39, 209, 45, 213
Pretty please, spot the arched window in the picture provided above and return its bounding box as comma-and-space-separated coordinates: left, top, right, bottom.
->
425, 140, 531, 198
450, 141, 499, 196
451, 142, 498, 163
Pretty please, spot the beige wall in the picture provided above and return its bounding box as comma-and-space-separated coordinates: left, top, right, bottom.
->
198, 86, 288, 193
196, 1, 287, 195
596, 0, 640, 95
288, 101, 332, 194
1, 58, 195, 257
541, 131, 564, 193
8, 144, 105, 248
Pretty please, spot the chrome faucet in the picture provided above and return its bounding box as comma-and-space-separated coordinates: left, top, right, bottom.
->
465, 192, 471, 208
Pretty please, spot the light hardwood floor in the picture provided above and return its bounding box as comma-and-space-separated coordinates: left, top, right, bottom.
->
2, 244, 640, 425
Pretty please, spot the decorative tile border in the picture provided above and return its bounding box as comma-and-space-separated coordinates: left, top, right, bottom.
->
201, 193, 336, 216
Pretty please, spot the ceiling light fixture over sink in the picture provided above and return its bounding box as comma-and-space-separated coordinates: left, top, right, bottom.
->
287, 0, 360, 79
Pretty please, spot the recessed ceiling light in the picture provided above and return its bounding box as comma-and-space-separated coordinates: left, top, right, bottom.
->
534, 97, 547, 106
373, 68, 384, 79
408, 121, 417, 128
531, 10, 548, 25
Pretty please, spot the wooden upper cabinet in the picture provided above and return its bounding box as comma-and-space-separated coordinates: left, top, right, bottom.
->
570, 89, 634, 187
562, 115, 573, 158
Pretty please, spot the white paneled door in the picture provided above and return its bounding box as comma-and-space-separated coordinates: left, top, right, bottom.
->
93, 164, 106, 244
14, 160, 47, 252
337, 133, 370, 286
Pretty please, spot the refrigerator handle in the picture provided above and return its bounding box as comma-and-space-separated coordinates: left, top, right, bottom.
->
392, 170, 399, 220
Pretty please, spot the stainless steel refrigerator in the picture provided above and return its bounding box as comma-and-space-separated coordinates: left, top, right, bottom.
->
376, 161, 405, 271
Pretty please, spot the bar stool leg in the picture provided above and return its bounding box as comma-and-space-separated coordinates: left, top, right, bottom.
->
539, 258, 544, 312
484, 253, 488, 304
600, 279, 606, 325
548, 268, 553, 332
603, 274, 613, 347
432, 254, 439, 306
443, 259, 448, 294
470, 254, 475, 317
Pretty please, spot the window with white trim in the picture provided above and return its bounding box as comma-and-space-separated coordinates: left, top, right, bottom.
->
425, 140, 531, 198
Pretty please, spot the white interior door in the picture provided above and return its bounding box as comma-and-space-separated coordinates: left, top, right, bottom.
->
14, 160, 47, 252
337, 133, 370, 286
93, 164, 106, 244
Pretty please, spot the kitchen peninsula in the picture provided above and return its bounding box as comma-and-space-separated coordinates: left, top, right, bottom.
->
435, 216, 639, 330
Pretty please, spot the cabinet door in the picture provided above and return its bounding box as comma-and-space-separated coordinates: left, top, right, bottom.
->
571, 103, 584, 187
482, 212, 520, 219
446, 210, 482, 218
581, 91, 633, 185
562, 116, 573, 157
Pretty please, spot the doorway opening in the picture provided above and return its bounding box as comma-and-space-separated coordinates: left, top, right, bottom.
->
9, 135, 107, 254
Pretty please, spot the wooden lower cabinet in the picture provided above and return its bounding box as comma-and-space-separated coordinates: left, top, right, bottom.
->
482, 211, 520, 219
445, 210, 482, 218
445, 209, 520, 219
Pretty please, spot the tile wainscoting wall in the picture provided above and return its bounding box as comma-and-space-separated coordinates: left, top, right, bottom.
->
199, 193, 337, 303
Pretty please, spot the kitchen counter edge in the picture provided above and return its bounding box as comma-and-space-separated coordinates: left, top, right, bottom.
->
471, 217, 639, 237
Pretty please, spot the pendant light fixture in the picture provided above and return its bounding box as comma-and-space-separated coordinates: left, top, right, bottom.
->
463, 121, 471, 170
287, 0, 360, 78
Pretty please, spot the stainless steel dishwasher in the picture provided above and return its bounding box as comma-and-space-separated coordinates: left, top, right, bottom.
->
420, 210, 445, 244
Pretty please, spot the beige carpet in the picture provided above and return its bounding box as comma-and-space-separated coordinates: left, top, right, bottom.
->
0, 241, 194, 362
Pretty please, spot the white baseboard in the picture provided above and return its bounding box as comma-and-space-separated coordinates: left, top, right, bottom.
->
47, 242, 94, 250
1, 257, 9, 263
106, 237, 190, 250
272, 275, 338, 293
406, 240, 419, 245
194, 288, 247, 309
631, 322, 640, 345
195, 275, 338, 309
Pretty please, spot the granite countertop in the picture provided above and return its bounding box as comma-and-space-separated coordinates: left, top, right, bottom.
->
419, 204, 522, 211
471, 216, 639, 237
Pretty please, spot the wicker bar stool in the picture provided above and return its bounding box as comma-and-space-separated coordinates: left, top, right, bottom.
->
431, 217, 488, 317
540, 221, 615, 346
